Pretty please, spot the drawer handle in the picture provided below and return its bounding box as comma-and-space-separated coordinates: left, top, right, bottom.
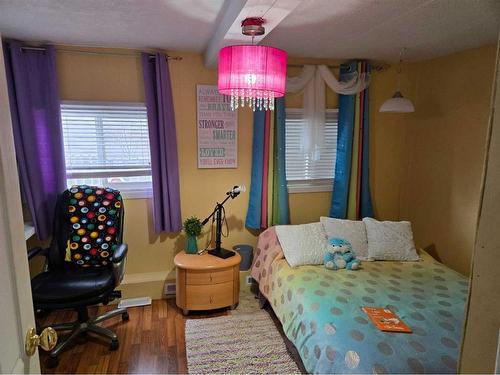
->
209, 296, 213, 303
209, 275, 213, 282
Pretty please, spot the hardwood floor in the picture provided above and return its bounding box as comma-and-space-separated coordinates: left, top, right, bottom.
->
37, 298, 227, 374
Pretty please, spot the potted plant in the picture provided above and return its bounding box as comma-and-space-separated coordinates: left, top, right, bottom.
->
183, 216, 202, 254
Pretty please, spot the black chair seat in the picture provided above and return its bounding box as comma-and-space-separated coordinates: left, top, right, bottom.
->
32, 268, 115, 304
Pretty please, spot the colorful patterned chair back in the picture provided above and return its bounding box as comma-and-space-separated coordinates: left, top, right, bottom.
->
50, 185, 124, 269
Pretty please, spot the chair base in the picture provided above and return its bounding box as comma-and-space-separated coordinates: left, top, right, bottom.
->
42, 306, 129, 368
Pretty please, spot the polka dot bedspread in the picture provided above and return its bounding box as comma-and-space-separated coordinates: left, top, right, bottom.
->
251, 227, 468, 374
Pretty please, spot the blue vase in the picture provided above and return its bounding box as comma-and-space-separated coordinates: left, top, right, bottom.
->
186, 235, 198, 254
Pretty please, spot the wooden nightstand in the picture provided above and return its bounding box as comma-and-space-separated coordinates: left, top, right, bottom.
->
174, 251, 241, 315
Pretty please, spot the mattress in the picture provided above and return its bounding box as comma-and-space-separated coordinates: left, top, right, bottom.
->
251, 227, 468, 374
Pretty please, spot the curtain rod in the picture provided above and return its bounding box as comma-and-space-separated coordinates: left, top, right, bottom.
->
18, 46, 183, 61
288, 62, 387, 72
288, 63, 341, 68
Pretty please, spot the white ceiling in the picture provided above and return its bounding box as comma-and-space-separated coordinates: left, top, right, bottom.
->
263, 0, 500, 61
0, 0, 225, 51
0, 0, 498, 62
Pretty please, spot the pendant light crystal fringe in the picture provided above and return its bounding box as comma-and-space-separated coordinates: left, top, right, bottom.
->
229, 89, 275, 111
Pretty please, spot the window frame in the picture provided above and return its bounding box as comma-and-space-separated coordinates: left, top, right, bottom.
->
60, 101, 153, 199
285, 108, 338, 194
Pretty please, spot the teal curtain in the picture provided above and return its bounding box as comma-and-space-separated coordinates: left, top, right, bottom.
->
245, 109, 266, 229
330, 61, 373, 219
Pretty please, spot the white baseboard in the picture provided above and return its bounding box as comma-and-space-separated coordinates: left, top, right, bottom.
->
121, 270, 170, 285
120, 271, 172, 300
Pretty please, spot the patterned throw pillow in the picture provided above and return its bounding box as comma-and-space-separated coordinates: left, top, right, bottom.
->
363, 217, 420, 261
320, 217, 371, 260
275, 222, 329, 267
65, 185, 123, 267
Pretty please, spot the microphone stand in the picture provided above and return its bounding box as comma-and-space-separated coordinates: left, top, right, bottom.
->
201, 189, 240, 259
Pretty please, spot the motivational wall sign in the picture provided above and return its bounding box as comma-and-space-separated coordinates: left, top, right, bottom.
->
197, 85, 238, 169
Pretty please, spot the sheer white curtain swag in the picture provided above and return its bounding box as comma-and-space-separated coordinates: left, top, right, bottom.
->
285, 64, 370, 160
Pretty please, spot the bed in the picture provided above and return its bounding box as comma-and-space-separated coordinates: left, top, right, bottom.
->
251, 227, 468, 374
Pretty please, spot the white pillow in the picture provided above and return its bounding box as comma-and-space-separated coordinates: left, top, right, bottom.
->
363, 217, 420, 261
320, 217, 370, 260
275, 222, 328, 267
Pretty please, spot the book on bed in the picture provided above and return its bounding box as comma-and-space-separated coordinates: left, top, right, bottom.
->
362, 307, 412, 333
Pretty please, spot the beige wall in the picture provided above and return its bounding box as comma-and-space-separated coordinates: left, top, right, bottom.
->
56, 48, 342, 297
399, 45, 496, 275
57, 48, 253, 297
284, 58, 417, 225
460, 40, 499, 373
290, 45, 497, 278
54, 44, 496, 298
369, 64, 417, 220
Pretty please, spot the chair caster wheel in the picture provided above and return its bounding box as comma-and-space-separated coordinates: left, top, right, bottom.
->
110, 339, 119, 351
122, 311, 129, 321
47, 356, 59, 368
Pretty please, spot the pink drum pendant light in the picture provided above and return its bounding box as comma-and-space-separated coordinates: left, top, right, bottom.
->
218, 18, 287, 111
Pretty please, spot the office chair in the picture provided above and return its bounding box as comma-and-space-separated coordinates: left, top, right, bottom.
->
28, 186, 129, 368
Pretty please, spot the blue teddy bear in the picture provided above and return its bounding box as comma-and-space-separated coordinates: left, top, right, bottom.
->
324, 238, 361, 271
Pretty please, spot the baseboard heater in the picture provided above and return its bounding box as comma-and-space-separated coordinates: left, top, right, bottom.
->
164, 281, 176, 297
118, 296, 152, 309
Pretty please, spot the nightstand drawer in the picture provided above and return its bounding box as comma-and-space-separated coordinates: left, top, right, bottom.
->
186, 282, 234, 310
186, 268, 233, 285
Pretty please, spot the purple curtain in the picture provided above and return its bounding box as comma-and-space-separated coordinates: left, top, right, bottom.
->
141, 52, 182, 233
3, 40, 66, 240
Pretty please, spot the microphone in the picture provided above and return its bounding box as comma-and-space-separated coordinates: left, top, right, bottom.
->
227, 185, 246, 197
202, 185, 247, 226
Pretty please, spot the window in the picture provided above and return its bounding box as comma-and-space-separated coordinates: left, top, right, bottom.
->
285, 108, 338, 193
61, 102, 152, 198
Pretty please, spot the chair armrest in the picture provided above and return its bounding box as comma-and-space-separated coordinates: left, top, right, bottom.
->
111, 243, 128, 263
27, 247, 49, 260
111, 243, 128, 286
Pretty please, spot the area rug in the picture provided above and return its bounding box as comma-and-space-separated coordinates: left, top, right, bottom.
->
185, 294, 300, 374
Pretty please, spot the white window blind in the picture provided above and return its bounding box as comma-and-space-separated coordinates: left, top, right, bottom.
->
285, 108, 338, 193
60, 102, 152, 198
